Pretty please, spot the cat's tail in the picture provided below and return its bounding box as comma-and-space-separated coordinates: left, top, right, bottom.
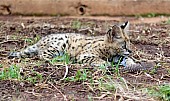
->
8, 44, 38, 59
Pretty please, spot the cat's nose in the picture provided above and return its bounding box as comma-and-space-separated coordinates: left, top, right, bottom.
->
123, 49, 132, 56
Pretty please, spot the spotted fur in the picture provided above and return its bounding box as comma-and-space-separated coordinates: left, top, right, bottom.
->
120, 61, 155, 73
8, 21, 131, 66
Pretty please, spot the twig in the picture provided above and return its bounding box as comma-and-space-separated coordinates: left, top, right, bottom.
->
121, 77, 129, 90
93, 92, 111, 99
60, 64, 69, 80
25, 90, 42, 97
128, 30, 140, 33
121, 93, 154, 101
43, 68, 58, 84
114, 93, 124, 101
49, 82, 68, 101
0, 40, 20, 44
114, 89, 118, 101
144, 72, 162, 84
21, 23, 25, 29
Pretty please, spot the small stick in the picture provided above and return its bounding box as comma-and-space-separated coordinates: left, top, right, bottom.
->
49, 82, 68, 101
60, 64, 69, 80
0, 40, 20, 44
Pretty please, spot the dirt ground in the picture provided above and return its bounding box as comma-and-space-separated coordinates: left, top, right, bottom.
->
0, 16, 170, 101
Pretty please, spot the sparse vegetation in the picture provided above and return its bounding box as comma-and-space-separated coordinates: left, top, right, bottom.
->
25, 38, 34, 45
148, 85, 170, 101
71, 20, 82, 29
0, 64, 3, 68
0, 64, 43, 84
65, 69, 89, 82
146, 13, 156, 18
25, 35, 41, 45
25, 71, 43, 84
97, 76, 116, 92
0, 17, 169, 101
0, 65, 21, 80
165, 19, 170, 24
135, 13, 170, 18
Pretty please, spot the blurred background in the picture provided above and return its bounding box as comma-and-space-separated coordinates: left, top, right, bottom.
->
0, 0, 170, 16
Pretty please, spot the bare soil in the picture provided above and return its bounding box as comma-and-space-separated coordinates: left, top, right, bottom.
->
0, 16, 170, 101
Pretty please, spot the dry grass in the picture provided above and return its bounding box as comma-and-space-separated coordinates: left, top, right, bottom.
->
0, 17, 170, 100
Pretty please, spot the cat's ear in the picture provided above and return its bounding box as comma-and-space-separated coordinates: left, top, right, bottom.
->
120, 21, 129, 29
120, 21, 129, 34
106, 25, 120, 42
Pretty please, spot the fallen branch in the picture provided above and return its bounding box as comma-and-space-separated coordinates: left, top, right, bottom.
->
49, 82, 68, 101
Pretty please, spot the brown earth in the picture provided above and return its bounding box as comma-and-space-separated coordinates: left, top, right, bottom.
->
0, 16, 170, 101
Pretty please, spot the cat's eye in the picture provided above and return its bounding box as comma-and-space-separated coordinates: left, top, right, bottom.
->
115, 35, 121, 39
